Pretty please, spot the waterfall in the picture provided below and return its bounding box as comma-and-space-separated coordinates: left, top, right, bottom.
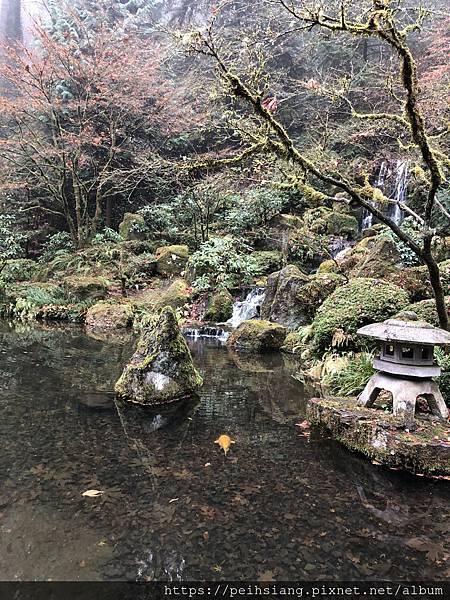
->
361, 160, 409, 230
389, 159, 409, 226
361, 161, 387, 230
0, 0, 43, 48
0, 0, 21, 43
226, 287, 266, 329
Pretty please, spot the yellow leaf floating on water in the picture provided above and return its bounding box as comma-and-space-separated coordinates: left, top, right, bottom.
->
82, 489, 104, 497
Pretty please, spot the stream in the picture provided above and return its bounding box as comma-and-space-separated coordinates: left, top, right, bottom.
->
0, 322, 448, 581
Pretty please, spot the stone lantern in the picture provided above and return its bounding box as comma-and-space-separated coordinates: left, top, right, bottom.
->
357, 311, 450, 424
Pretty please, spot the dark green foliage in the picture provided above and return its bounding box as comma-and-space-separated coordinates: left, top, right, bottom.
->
324, 352, 375, 396
0, 215, 27, 261
0, 259, 38, 284
189, 237, 259, 292
38, 233, 75, 265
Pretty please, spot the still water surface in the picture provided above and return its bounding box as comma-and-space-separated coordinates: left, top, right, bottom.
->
0, 323, 448, 581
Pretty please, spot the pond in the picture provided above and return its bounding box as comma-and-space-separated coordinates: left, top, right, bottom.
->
0, 322, 448, 581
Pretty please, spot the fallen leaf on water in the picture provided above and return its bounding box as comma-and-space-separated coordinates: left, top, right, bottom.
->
82, 489, 104, 498
258, 569, 276, 582
406, 537, 446, 562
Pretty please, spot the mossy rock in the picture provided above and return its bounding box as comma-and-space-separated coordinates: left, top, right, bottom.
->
303, 207, 358, 239
85, 301, 134, 330
118, 213, 146, 241
115, 306, 203, 406
295, 272, 346, 324
388, 260, 450, 303
251, 250, 283, 276
34, 303, 89, 323
261, 265, 344, 329
312, 278, 409, 353
227, 319, 287, 352
281, 332, 308, 355
123, 253, 157, 286
155, 245, 189, 277
62, 275, 108, 301
351, 237, 403, 279
0, 259, 38, 283
401, 297, 450, 328
260, 265, 309, 330
317, 259, 338, 274
325, 212, 359, 239
136, 278, 191, 313
307, 397, 450, 476
204, 290, 233, 322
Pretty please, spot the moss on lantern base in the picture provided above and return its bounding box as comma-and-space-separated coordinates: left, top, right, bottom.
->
307, 397, 450, 476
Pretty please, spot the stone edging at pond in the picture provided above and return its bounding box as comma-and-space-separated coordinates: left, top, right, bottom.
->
307, 397, 450, 477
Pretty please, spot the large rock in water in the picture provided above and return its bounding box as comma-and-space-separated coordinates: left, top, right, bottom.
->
115, 306, 203, 406
227, 319, 287, 352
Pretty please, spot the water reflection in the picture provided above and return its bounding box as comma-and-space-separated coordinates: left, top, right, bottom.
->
0, 322, 448, 581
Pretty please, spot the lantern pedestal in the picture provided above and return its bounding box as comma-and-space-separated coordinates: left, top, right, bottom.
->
358, 372, 449, 424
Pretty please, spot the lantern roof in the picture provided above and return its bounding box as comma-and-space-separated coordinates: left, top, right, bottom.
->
357, 311, 450, 346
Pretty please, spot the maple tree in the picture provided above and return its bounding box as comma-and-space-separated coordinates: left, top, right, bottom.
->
0, 4, 192, 247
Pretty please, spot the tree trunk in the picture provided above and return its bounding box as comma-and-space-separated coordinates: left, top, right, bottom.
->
422, 253, 449, 330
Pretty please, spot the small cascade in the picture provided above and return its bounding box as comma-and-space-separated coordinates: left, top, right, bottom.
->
389, 159, 409, 225
361, 161, 387, 230
183, 287, 266, 343
183, 325, 230, 343
227, 287, 266, 329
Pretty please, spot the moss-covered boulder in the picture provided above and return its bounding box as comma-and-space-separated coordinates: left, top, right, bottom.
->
204, 290, 233, 322
251, 250, 283, 276
155, 245, 189, 277
261, 265, 344, 329
400, 297, 450, 328
388, 260, 450, 302
136, 278, 191, 312
303, 207, 359, 239
115, 306, 203, 406
227, 319, 287, 352
295, 272, 346, 324
351, 237, 403, 279
0, 259, 38, 283
85, 301, 134, 330
312, 278, 409, 352
317, 259, 339, 274
261, 265, 309, 329
281, 331, 309, 356
118, 213, 146, 241
62, 275, 108, 301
